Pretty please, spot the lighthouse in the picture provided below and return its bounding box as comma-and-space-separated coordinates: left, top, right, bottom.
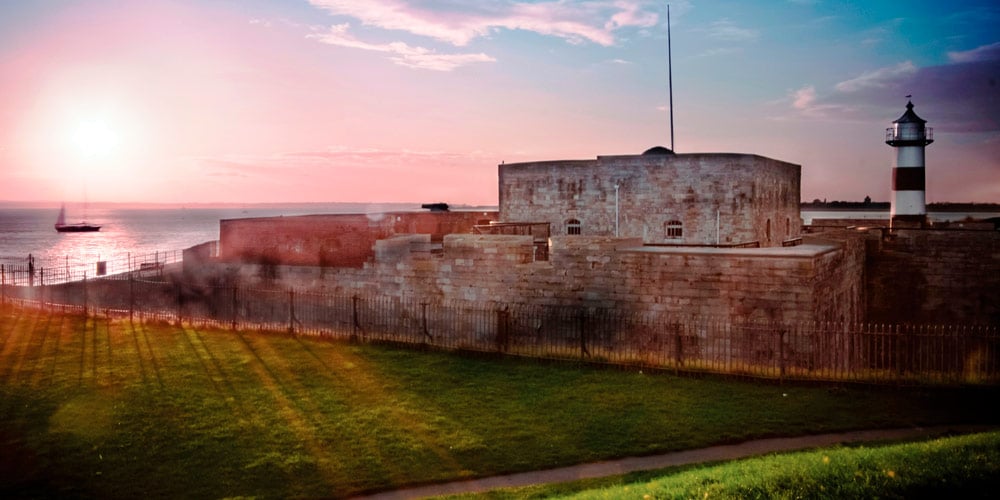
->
885, 99, 933, 227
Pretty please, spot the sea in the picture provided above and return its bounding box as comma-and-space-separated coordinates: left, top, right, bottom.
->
0, 202, 426, 278
1, 203, 997, 280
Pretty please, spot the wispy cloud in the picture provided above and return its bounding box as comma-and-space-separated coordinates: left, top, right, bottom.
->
834, 61, 917, 92
691, 47, 744, 58
948, 41, 1000, 63
307, 0, 659, 48
193, 146, 502, 176
854, 17, 903, 47
788, 85, 851, 118
186, 146, 506, 202
786, 55, 1000, 133
704, 19, 758, 42
308, 23, 494, 71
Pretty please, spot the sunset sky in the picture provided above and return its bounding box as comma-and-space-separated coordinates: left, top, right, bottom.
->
1, 0, 997, 205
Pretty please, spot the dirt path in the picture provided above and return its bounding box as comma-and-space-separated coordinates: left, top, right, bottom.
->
353, 425, 994, 499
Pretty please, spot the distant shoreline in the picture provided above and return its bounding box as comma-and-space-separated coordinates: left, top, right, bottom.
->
0, 200, 498, 211
801, 202, 1000, 212
2, 200, 997, 213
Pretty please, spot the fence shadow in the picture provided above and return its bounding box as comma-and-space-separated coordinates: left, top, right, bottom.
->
3, 274, 998, 386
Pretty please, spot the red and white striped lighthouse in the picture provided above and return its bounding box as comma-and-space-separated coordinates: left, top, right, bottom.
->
885, 99, 933, 227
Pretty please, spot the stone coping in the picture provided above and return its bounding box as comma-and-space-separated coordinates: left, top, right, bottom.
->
620, 243, 839, 258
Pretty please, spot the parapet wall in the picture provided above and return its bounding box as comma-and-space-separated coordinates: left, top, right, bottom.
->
866, 228, 1000, 324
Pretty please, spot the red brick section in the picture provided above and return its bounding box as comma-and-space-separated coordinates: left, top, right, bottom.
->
219, 211, 498, 268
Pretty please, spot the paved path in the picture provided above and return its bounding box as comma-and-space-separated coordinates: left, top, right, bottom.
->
353, 425, 993, 499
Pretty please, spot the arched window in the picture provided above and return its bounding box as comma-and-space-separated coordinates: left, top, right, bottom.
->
665, 220, 683, 239
566, 219, 581, 235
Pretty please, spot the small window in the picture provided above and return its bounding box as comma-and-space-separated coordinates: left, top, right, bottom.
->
766, 219, 772, 242
566, 219, 581, 235
665, 220, 683, 239
785, 217, 791, 237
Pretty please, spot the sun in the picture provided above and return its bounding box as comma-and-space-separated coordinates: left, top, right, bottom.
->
71, 118, 120, 158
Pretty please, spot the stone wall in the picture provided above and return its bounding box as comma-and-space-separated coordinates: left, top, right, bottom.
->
499, 153, 801, 247
200, 233, 865, 325
866, 228, 1000, 324
218, 211, 498, 269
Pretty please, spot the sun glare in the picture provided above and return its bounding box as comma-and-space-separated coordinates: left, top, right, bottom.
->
71, 118, 119, 158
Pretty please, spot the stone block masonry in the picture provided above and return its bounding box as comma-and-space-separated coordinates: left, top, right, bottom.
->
499, 153, 801, 247
201, 233, 865, 325
866, 228, 1000, 324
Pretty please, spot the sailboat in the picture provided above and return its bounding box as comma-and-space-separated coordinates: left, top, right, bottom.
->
55, 204, 101, 232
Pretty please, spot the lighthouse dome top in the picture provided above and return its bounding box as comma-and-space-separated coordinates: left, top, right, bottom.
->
893, 100, 928, 125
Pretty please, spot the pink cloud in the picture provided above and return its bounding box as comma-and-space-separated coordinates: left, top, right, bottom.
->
307, 0, 657, 47
308, 23, 494, 70
786, 85, 854, 119
605, 0, 659, 30
181, 146, 508, 204
792, 85, 816, 110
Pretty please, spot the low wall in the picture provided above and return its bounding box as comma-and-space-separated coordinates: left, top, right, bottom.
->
867, 228, 1000, 324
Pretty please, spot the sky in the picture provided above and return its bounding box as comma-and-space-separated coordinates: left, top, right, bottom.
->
0, 0, 997, 205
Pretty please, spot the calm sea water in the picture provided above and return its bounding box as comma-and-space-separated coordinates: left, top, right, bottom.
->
800, 210, 1000, 225
0, 202, 423, 274
1, 204, 995, 278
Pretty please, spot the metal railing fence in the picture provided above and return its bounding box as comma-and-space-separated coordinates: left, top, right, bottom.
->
2, 275, 997, 386
0, 250, 180, 286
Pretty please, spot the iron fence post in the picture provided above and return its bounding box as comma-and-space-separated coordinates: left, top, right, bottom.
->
176, 282, 183, 325
421, 302, 431, 343
778, 328, 786, 383
231, 286, 238, 331
351, 295, 360, 342
496, 306, 510, 353
288, 289, 295, 334
129, 271, 135, 322
674, 323, 682, 374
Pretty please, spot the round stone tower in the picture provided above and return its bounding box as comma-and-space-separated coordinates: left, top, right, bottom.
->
885, 99, 933, 227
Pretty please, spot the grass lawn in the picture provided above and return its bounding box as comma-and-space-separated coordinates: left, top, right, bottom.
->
446, 431, 1000, 499
1, 304, 998, 498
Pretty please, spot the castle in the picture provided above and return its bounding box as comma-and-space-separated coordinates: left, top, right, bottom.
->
189, 101, 998, 326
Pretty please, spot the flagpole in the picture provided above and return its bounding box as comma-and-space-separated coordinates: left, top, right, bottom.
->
668, 3, 675, 152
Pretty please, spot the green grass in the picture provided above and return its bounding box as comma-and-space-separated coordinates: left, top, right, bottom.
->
453, 431, 1000, 499
1, 304, 998, 498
